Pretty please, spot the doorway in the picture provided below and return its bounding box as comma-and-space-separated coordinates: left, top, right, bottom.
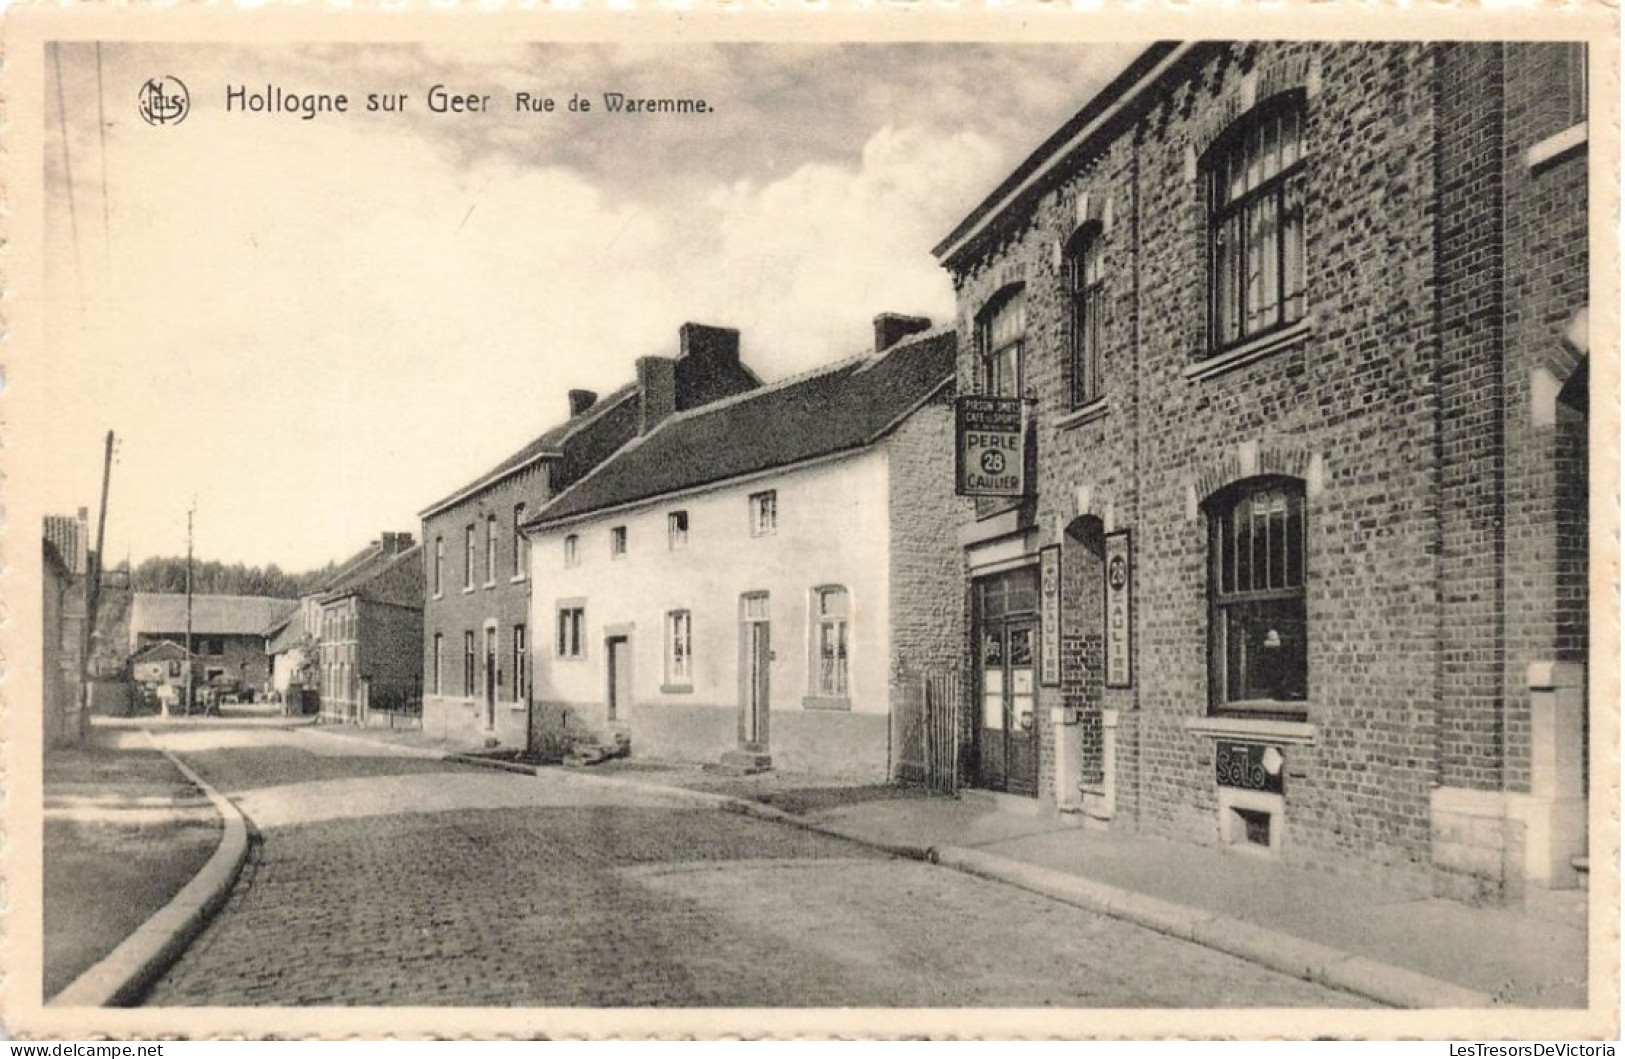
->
606, 635, 631, 722
974, 567, 1040, 796
739, 592, 771, 752
483, 626, 497, 730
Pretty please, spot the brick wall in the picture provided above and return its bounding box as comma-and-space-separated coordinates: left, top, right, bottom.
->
360, 600, 423, 709
946, 42, 1513, 885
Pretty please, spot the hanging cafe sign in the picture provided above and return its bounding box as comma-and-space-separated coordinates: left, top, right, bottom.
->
955, 396, 1025, 497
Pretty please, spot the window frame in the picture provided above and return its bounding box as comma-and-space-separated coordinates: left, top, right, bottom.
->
464, 524, 476, 590
557, 605, 586, 660
513, 504, 528, 580
668, 510, 689, 551
810, 585, 851, 702
432, 633, 443, 696
610, 525, 628, 559
1065, 225, 1106, 409
1205, 91, 1308, 356
513, 623, 527, 703
664, 609, 693, 689
433, 537, 444, 598
976, 286, 1027, 399
749, 491, 778, 537
463, 630, 476, 698
563, 534, 579, 568
485, 515, 499, 586
1206, 476, 1309, 718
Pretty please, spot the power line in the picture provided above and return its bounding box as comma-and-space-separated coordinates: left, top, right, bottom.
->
50, 43, 85, 301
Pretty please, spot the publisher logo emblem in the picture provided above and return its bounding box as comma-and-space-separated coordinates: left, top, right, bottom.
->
138, 76, 190, 127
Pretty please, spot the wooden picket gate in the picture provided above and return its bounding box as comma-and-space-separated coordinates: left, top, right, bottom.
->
922, 670, 961, 796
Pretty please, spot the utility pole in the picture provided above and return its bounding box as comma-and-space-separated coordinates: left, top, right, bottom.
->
183, 500, 195, 717
79, 430, 114, 730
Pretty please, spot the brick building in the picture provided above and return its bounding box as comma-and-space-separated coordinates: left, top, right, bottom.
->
933, 42, 1590, 902
524, 318, 968, 779
418, 323, 760, 750
316, 532, 422, 724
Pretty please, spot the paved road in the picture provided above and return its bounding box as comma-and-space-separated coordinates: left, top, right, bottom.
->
146, 728, 1367, 1008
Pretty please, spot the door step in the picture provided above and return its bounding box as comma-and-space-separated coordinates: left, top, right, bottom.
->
718, 749, 773, 775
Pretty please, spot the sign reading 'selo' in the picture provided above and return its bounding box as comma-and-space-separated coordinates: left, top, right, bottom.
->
955, 396, 1025, 497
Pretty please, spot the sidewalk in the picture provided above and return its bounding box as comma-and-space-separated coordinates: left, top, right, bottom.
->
44, 728, 223, 1000
302, 726, 1592, 1009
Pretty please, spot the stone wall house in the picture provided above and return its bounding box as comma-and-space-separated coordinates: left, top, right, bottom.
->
128, 592, 294, 696
417, 324, 760, 751
932, 42, 1590, 903
524, 318, 969, 779
43, 530, 88, 749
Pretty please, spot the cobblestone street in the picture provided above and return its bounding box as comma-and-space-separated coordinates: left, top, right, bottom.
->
146, 729, 1367, 1008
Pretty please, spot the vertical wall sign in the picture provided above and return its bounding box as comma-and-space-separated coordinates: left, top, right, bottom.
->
1039, 545, 1061, 688
1104, 530, 1133, 688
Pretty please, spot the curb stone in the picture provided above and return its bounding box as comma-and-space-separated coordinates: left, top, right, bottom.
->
50, 731, 251, 1008
281, 728, 1494, 1008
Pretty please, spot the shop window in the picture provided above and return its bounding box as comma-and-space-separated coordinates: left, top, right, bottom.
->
977, 286, 1026, 398
1207, 477, 1307, 715
1066, 225, 1106, 408
1206, 93, 1307, 353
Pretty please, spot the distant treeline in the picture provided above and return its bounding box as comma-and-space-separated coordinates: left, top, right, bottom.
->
130, 556, 339, 598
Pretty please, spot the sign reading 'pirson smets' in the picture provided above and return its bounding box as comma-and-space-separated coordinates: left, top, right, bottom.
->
955, 395, 1025, 498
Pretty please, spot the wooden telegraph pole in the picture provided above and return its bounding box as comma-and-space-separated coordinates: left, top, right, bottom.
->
79, 430, 114, 728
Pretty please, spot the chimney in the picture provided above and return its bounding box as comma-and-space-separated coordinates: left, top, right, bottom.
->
381, 532, 414, 555
567, 389, 597, 417
637, 356, 677, 435
874, 313, 932, 352
678, 323, 740, 366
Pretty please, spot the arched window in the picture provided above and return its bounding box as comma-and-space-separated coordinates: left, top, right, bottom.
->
1207, 477, 1307, 714
1066, 225, 1106, 407
977, 287, 1026, 398
1207, 93, 1307, 352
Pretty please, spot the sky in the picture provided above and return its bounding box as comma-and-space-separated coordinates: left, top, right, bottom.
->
42, 40, 1139, 571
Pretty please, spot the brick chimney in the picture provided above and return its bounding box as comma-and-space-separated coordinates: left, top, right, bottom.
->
679, 323, 740, 366
874, 313, 932, 352
567, 389, 597, 417
637, 356, 677, 435
380, 532, 415, 555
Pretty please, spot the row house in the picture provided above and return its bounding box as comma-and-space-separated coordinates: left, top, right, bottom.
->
418, 323, 761, 750
316, 532, 422, 724
933, 42, 1590, 903
524, 316, 967, 778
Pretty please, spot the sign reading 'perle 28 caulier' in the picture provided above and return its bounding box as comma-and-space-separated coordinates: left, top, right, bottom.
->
955, 396, 1024, 497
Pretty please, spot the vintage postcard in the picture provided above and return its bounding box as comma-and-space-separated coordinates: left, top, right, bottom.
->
2, 2, 1618, 1042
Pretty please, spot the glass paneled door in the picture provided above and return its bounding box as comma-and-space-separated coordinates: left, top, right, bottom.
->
974, 568, 1040, 796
